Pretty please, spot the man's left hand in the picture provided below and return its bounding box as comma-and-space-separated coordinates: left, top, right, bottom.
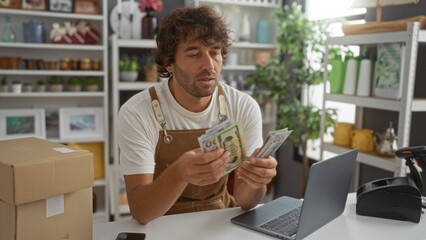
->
236, 149, 278, 189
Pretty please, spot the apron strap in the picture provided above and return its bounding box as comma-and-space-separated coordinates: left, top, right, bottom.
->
148, 83, 228, 143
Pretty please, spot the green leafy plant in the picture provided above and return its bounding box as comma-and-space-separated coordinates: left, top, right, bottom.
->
37, 79, 46, 85
23, 82, 32, 86
247, 3, 338, 196
67, 77, 83, 86
84, 76, 100, 85
12, 80, 21, 84
47, 76, 63, 85
119, 55, 140, 72
1, 76, 6, 86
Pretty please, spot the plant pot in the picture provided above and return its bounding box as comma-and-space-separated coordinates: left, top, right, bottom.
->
143, 65, 158, 82
68, 85, 82, 92
120, 71, 138, 81
50, 84, 63, 92
36, 85, 46, 92
23, 85, 33, 92
85, 84, 99, 92
12, 84, 22, 93
0, 85, 7, 92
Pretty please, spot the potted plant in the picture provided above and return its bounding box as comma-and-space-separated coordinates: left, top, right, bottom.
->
0, 76, 7, 92
119, 55, 140, 81
11, 80, 22, 93
247, 3, 337, 197
48, 76, 64, 92
139, 51, 158, 82
84, 76, 100, 91
67, 77, 83, 92
23, 82, 33, 92
36, 79, 46, 92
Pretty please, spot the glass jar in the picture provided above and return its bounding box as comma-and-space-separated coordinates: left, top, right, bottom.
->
60, 58, 70, 70
92, 58, 101, 71
71, 59, 79, 70
80, 58, 91, 71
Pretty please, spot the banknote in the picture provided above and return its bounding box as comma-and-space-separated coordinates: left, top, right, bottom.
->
214, 122, 246, 175
256, 128, 293, 159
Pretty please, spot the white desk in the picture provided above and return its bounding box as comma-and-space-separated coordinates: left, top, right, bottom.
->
93, 193, 426, 240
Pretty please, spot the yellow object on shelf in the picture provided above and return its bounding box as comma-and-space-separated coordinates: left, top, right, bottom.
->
68, 141, 104, 179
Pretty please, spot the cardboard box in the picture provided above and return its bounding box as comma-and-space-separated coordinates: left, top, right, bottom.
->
0, 137, 94, 240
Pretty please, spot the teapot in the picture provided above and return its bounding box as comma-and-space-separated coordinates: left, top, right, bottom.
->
375, 122, 398, 157
351, 129, 375, 152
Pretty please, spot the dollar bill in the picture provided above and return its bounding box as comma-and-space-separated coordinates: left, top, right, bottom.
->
257, 128, 293, 158
198, 131, 219, 153
214, 122, 246, 175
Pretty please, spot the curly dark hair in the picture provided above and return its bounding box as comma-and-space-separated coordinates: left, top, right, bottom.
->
154, 5, 232, 78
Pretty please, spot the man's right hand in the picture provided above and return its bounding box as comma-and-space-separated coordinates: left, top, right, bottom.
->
175, 148, 230, 186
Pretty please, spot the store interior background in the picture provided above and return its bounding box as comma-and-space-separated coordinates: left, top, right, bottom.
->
105, 0, 426, 198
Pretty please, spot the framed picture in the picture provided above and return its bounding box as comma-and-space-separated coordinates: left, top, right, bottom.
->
74, 0, 99, 14
0, 108, 46, 140
0, 0, 20, 9
59, 107, 104, 140
21, 0, 46, 10
48, 0, 72, 13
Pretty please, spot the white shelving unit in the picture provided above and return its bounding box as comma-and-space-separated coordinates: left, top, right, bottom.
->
0, 4, 110, 223
319, 22, 426, 189
109, 35, 158, 221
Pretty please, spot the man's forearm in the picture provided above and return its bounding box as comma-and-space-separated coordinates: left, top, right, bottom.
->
234, 178, 267, 210
127, 164, 188, 224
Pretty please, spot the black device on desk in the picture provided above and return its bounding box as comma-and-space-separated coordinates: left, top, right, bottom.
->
356, 146, 426, 223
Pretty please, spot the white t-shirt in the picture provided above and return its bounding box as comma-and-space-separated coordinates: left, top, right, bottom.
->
118, 79, 263, 175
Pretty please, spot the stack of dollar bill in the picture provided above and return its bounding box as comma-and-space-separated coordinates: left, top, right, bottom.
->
198, 119, 246, 175
256, 128, 293, 158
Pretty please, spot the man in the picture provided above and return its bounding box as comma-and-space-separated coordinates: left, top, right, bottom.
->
118, 6, 277, 225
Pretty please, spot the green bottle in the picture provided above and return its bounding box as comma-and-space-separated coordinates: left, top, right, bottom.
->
1, 15, 16, 42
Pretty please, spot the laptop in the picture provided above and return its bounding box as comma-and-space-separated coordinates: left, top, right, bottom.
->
231, 149, 358, 240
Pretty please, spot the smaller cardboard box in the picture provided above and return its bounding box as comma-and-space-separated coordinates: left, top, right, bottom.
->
0, 137, 94, 240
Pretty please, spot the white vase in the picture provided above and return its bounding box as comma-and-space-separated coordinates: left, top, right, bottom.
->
12, 83, 22, 93
239, 13, 250, 42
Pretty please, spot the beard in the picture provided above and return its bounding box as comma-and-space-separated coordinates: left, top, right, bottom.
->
172, 63, 220, 98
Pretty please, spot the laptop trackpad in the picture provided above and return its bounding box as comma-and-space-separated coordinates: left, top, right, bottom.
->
231, 196, 302, 227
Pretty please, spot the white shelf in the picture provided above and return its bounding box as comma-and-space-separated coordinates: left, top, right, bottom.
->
0, 92, 105, 97
115, 39, 157, 49
323, 143, 396, 172
0, 42, 104, 51
118, 82, 157, 91
326, 94, 426, 112
0, 70, 105, 76
232, 42, 277, 49
47, 137, 106, 143
327, 29, 426, 45
94, 179, 106, 187
0, 8, 104, 20
223, 65, 256, 71
196, 0, 282, 8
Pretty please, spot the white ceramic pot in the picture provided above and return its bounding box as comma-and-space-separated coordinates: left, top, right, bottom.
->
12, 83, 22, 93
120, 71, 138, 81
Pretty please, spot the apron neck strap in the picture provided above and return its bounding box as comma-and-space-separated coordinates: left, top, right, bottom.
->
149, 83, 228, 126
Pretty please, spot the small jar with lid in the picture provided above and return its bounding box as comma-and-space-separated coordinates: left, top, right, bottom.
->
92, 58, 101, 71
60, 58, 71, 70
71, 59, 79, 70
80, 58, 91, 71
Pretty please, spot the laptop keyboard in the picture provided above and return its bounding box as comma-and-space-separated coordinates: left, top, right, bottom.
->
260, 205, 302, 237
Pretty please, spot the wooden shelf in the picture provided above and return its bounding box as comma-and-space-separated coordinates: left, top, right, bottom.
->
323, 143, 396, 172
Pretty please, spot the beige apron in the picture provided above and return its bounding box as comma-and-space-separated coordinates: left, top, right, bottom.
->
149, 85, 237, 215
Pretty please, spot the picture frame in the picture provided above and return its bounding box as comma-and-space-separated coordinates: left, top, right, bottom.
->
48, 0, 72, 13
0, 108, 46, 140
74, 0, 99, 15
21, 0, 46, 11
0, 0, 20, 9
59, 107, 104, 140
